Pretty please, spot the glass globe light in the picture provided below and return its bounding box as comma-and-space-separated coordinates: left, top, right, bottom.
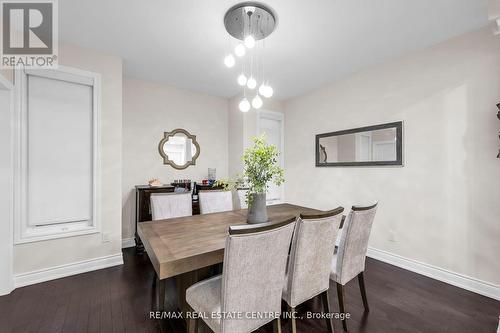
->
252, 95, 263, 109
224, 54, 235, 68
234, 44, 246, 57
239, 97, 251, 112
260, 83, 273, 98
258, 83, 267, 96
265, 85, 274, 98
244, 35, 256, 49
237, 74, 247, 86
246, 76, 257, 89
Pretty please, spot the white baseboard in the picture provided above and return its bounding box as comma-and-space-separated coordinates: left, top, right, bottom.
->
14, 253, 123, 288
122, 237, 135, 248
367, 247, 500, 301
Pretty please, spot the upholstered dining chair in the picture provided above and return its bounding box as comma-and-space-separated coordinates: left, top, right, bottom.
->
186, 217, 296, 333
199, 190, 233, 214
283, 207, 344, 333
150, 192, 192, 220
331, 202, 378, 331
234, 188, 249, 209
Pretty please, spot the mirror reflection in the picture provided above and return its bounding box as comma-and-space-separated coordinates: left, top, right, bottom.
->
316, 122, 402, 166
163, 134, 197, 166
159, 129, 200, 169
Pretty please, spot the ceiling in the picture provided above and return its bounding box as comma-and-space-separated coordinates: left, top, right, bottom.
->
60, 0, 489, 100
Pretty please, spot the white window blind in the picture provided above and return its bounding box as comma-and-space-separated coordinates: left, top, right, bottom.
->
27, 75, 93, 226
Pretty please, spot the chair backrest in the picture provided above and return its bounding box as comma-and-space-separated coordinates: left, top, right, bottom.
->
221, 218, 296, 333
234, 188, 248, 210
150, 192, 192, 220
199, 190, 233, 214
284, 207, 344, 307
336, 203, 378, 285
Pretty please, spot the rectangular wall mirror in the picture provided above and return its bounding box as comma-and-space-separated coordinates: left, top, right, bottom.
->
316, 121, 403, 167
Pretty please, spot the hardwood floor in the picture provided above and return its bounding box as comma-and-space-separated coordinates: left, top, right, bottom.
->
1, 248, 498, 333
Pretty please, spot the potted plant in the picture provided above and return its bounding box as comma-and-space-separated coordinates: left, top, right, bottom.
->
243, 135, 284, 223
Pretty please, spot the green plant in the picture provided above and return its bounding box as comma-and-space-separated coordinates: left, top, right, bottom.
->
212, 179, 232, 191
242, 134, 284, 197
211, 175, 246, 192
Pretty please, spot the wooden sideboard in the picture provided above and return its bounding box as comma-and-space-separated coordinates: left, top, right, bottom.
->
134, 184, 224, 252
135, 185, 175, 252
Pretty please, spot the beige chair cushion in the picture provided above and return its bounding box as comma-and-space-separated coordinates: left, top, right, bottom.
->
234, 189, 248, 210
330, 253, 340, 282
187, 221, 295, 333
331, 204, 378, 285
186, 275, 222, 332
150, 192, 192, 220
199, 190, 233, 214
282, 211, 343, 307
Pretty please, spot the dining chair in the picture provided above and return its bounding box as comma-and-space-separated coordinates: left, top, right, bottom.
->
283, 207, 344, 333
234, 188, 249, 209
186, 217, 296, 333
199, 190, 233, 214
150, 192, 192, 220
331, 202, 378, 331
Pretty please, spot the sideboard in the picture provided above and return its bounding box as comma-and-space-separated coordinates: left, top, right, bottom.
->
135, 185, 174, 252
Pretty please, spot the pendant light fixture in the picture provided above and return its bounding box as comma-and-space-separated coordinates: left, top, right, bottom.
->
223, 2, 277, 112
252, 95, 263, 109
239, 97, 251, 112
224, 54, 235, 68
237, 73, 248, 86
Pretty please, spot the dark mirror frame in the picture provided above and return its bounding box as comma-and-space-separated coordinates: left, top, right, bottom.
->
158, 128, 201, 170
315, 121, 403, 167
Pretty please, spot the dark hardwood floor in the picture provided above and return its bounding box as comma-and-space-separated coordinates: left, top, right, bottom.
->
0, 248, 498, 333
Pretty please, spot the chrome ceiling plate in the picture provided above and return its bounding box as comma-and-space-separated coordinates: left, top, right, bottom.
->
224, 2, 277, 41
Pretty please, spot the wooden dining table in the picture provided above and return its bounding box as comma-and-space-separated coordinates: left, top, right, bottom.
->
137, 203, 322, 313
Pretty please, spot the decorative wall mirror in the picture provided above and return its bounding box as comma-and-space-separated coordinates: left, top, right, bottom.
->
158, 129, 200, 170
316, 121, 403, 167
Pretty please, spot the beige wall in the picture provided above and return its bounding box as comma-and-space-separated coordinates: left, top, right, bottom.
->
14, 44, 123, 274
122, 78, 228, 240
0, 83, 13, 294
0, 69, 13, 84
284, 28, 500, 285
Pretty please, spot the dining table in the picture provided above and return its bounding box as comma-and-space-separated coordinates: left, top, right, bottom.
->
137, 203, 322, 315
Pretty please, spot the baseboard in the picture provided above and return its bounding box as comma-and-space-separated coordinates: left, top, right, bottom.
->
122, 237, 135, 248
14, 253, 123, 288
367, 247, 500, 301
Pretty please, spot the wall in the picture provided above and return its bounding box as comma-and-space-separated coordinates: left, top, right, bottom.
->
122, 78, 228, 240
283, 28, 500, 286
0, 69, 13, 85
0, 77, 13, 294
13, 44, 123, 276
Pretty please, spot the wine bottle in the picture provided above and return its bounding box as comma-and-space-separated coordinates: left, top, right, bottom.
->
192, 182, 198, 200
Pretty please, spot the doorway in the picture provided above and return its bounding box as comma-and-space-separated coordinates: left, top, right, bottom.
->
257, 110, 284, 205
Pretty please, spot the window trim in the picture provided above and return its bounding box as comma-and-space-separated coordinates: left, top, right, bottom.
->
13, 66, 102, 244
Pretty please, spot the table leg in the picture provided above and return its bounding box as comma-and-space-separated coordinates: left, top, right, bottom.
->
135, 232, 145, 254
156, 275, 166, 312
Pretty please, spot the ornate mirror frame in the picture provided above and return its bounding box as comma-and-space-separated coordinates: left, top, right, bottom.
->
158, 128, 201, 170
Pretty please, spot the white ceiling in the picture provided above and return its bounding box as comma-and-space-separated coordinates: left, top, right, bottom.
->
60, 0, 489, 100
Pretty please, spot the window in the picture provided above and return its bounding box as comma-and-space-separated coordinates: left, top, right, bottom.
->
14, 66, 101, 243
